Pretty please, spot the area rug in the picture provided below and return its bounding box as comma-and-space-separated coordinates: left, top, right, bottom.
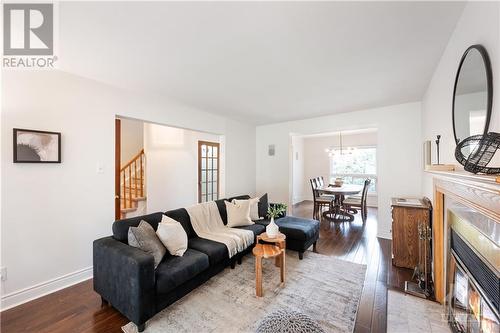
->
122, 251, 366, 333
387, 290, 450, 333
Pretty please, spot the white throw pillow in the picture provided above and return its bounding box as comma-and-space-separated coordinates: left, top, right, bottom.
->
161, 214, 177, 224
233, 197, 261, 220
156, 217, 188, 257
225, 200, 254, 227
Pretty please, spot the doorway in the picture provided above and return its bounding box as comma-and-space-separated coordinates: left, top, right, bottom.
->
198, 141, 220, 203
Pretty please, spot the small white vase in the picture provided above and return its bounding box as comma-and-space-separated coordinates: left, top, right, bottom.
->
266, 217, 279, 237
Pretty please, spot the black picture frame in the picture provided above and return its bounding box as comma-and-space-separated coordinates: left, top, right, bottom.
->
13, 128, 61, 163
452, 44, 493, 145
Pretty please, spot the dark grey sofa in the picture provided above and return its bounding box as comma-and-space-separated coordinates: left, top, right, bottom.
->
93, 194, 319, 331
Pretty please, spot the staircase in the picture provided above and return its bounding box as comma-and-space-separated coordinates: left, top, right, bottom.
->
120, 149, 146, 218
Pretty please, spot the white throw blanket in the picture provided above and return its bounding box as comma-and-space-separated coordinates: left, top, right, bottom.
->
186, 201, 254, 258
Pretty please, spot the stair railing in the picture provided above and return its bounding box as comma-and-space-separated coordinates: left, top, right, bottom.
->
120, 149, 145, 210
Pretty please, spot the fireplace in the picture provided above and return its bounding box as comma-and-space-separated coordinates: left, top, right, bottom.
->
446, 205, 499, 333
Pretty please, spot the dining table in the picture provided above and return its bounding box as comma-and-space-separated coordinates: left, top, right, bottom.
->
316, 184, 363, 222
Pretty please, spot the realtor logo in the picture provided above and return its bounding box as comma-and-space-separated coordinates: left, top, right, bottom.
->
3, 3, 53, 55
4, 3, 53, 55
3, 3, 57, 68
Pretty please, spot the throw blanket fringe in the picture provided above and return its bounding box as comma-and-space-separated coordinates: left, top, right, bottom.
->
186, 201, 254, 258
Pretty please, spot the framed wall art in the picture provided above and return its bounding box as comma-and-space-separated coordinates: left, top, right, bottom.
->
13, 128, 61, 163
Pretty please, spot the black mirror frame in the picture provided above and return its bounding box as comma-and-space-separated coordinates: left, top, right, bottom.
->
452, 44, 493, 145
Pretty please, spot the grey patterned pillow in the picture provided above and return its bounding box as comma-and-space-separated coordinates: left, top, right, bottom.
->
128, 221, 166, 268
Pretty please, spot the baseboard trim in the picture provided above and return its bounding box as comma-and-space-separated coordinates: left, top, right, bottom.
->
1, 266, 93, 311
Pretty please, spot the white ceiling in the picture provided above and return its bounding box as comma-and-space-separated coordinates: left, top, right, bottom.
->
58, 1, 466, 125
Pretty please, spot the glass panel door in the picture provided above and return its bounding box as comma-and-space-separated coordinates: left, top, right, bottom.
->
198, 141, 220, 203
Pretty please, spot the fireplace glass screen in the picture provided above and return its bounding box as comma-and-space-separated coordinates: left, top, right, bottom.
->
453, 264, 469, 332
481, 298, 499, 333
449, 253, 500, 333
468, 284, 481, 333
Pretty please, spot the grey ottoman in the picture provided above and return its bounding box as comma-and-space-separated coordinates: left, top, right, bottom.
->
257, 216, 320, 259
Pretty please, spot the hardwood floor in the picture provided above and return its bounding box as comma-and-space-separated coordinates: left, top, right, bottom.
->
1, 201, 412, 333
292, 201, 413, 333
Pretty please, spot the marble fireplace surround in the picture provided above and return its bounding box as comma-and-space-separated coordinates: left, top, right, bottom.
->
429, 170, 500, 304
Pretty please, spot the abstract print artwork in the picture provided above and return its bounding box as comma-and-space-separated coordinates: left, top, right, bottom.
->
13, 128, 61, 163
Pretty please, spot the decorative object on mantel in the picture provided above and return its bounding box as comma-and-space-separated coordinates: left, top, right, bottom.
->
424, 164, 455, 172
423, 137, 455, 171
423, 140, 431, 168
452, 44, 496, 175
435, 134, 441, 165
455, 132, 500, 174
13, 128, 61, 163
266, 203, 287, 237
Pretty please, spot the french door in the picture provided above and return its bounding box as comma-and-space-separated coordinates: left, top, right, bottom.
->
198, 141, 220, 203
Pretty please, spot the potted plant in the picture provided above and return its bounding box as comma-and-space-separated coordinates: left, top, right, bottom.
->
266, 203, 287, 237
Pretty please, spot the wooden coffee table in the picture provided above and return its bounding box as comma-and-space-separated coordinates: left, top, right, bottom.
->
257, 232, 286, 267
252, 243, 285, 297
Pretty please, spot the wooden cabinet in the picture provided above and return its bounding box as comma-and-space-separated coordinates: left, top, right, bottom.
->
391, 198, 432, 269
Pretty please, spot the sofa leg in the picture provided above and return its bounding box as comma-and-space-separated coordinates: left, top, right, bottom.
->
237, 257, 242, 265
100, 296, 108, 307
231, 261, 236, 269
299, 251, 304, 260
137, 323, 146, 332
313, 242, 318, 253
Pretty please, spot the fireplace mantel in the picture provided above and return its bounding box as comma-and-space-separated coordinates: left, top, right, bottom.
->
429, 170, 500, 303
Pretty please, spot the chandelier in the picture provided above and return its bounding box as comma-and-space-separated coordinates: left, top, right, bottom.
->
324, 131, 356, 157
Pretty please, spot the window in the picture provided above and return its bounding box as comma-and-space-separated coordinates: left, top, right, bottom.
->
198, 141, 220, 203
329, 147, 377, 193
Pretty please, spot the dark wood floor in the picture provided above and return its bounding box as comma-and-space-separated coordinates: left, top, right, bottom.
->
1, 201, 412, 333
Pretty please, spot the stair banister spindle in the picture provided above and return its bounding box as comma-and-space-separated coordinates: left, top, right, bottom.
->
128, 166, 132, 210
122, 172, 126, 209
134, 160, 138, 198
140, 154, 144, 197
120, 149, 145, 218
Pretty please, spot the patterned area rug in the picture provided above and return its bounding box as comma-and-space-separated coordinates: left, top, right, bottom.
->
122, 251, 366, 333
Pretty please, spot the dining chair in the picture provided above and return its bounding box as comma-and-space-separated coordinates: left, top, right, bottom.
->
343, 179, 371, 221
318, 176, 324, 187
310, 178, 331, 220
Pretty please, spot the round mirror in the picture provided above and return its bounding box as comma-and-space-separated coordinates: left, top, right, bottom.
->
452, 45, 493, 150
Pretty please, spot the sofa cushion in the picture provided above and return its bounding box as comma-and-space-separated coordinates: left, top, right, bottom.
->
128, 221, 167, 268
215, 195, 251, 225
256, 216, 319, 241
225, 200, 254, 227
164, 208, 196, 239
155, 249, 209, 294
156, 218, 188, 257
258, 193, 269, 218
235, 223, 265, 237
113, 212, 164, 243
233, 197, 260, 220
188, 237, 228, 265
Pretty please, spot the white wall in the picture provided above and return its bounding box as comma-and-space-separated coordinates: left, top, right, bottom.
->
421, 2, 500, 198
120, 118, 144, 166
1, 70, 256, 309
144, 124, 223, 212
300, 131, 378, 207
256, 102, 422, 239
291, 136, 304, 204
